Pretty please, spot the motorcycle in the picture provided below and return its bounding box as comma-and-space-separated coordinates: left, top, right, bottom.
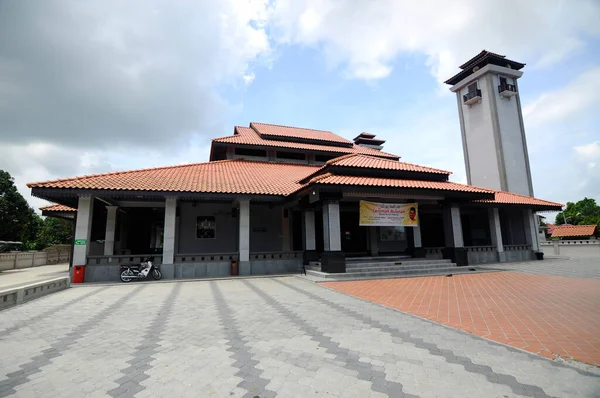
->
119, 257, 162, 282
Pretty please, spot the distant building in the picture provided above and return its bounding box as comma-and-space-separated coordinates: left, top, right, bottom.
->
551, 225, 598, 240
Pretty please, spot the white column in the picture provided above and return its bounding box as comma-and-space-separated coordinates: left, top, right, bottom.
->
524, 209, 540, 251
413, 224, 422, 248
323, 201, 341, 251
73, 195, 94, 266
443, 206, 464, 247
103, 206, 118, 256
239, 199, 250, 262
304, 210, 316, 251
488, 208, 504, 252
162, 197, 177, 265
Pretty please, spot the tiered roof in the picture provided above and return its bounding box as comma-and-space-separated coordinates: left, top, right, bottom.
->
445, 50, 526, 85
29, 121, 562, 211
212, 124, 399, 159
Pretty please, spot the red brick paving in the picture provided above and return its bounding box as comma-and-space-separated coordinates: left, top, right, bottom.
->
322, 272, 600, 366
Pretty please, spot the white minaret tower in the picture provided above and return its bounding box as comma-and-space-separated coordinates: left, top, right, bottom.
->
446, 50, 534, 197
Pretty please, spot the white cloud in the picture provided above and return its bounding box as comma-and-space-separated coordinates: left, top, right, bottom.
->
0, 0, 270, 147
0, 0, 270, 210
574, 141, 600, 159
269, 0, 600, 82
524, 68, 600, 127
243, 73, 256, 85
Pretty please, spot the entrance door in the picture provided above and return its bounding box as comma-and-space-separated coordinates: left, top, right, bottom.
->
340, 210, 368, 256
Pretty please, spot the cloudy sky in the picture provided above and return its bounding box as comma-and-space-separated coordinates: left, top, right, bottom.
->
1, 0, 599, 215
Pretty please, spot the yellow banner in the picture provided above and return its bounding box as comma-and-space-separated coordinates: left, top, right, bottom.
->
359, 201, 419, 227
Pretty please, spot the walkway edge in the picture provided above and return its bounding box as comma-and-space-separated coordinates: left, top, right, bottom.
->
0, 277, 70, 311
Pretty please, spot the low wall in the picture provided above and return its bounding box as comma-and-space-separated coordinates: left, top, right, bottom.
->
425, 247, 444, 260
83, 251, 303, 282
466, 246, 498, 264
0, 277, 70, 311
0, 252, 53, 271
541, 240, 600, 258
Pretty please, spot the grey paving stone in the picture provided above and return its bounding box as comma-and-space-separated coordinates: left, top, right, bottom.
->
1, 275, 599, 397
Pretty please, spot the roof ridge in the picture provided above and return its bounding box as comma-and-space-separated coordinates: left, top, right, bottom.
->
395, 159, 452, 174
250, 121, 333, 134
325, 153, 359, 165
309, 172, 334, 184
27, 158, 238, 188
554, 224, 596, 228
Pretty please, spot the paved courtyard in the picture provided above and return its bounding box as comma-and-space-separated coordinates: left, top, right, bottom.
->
1, 274, 599, 397
323, 258, 600, 367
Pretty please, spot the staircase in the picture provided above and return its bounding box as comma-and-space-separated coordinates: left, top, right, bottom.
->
305, 255, 478, 280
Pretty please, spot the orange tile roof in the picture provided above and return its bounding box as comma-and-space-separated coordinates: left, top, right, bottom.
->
40, 204, 76, 212
475, 190, 563, 209
551, 225, 597, 238
250, 122, 353, 145
306, 173, 490, 193
214, 126, 400, 159
327, 153, 451, 174
28, 157, 562, 210
29, 159, 318, 196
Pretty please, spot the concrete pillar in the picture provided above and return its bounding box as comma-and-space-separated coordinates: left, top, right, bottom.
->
175, 215, 180, 254
323, 201, 341, 251
321, 201, 344, 273
282, 208, 291, 252
369, 227, 379, 256
103, 206, 118, 256
488, 208, 504, 262
443, 206, 464, 247
239, 199, 250, 263
488, 208, 504, 252
162, 197, 177, 265
413, 224, 422, 248
304, 210, 316, 251
73, 195, 94, 266
412, 223, 426, 257
443, 206, 467, 265
303, 209, 319, 265
322, 203, 330, 251
524, 209, 540, 252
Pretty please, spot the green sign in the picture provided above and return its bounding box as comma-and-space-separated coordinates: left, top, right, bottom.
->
74, 239, 87, 245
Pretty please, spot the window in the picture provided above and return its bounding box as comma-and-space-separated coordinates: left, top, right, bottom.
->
463, 82, 482, 104
234, 147, 267, 157
276, 151, 306, 160
196, 216, 216, 239
499, 76, 507, 86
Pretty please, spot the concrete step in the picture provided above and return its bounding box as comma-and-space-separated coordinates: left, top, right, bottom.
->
342, 264, 457, 273
310, 258, 452, 269
345, 259, 453, 268
306, 266, 479, 280
306, 262, 456, 273
346, 255, 411, 263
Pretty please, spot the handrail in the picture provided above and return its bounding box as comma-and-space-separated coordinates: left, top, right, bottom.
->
498, 83, 517, 93
463, 89, 482, 102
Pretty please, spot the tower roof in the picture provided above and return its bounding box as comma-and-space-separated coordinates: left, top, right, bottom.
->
445, 50, 525, 85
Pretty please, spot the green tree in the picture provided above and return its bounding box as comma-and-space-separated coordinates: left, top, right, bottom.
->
555, 198, 600, 227
39, 217, 73, 247
0, 170, 39, 243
